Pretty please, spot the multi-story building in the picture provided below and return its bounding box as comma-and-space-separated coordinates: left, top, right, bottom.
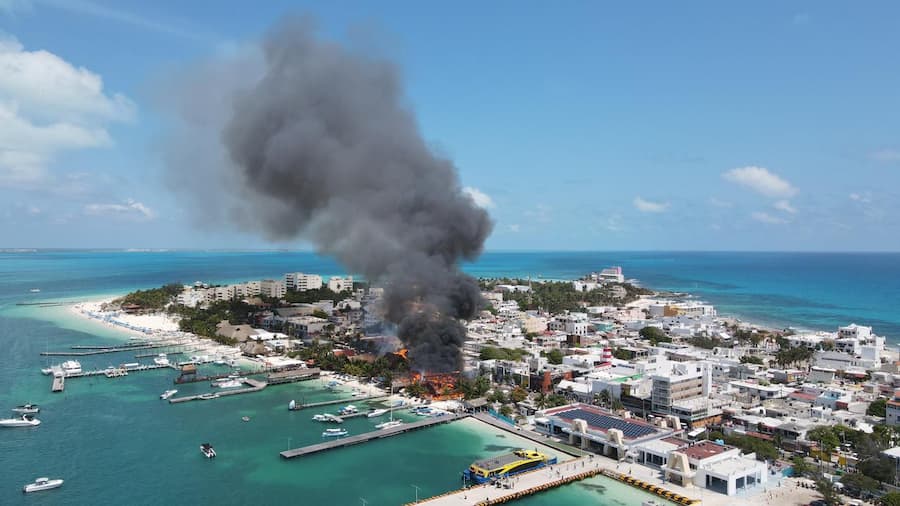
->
548, 313, 589, 336
285, 272, 323, 291
651, 362, 719, 427
328, 276, 354, 293
888, 390, 900, 425
260, 279, 286, 299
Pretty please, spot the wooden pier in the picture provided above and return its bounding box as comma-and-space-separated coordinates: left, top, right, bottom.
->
280, 413, 469, 459
168, 378, 267, 404
266, 368, 321, 385
51, 375, 64, 392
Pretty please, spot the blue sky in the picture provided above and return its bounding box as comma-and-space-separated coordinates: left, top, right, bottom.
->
1, 1, 899, 251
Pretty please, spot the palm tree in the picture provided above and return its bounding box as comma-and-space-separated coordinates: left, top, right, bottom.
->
594, 389, 611, 408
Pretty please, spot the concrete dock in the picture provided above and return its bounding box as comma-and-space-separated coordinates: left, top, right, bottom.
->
280, 413, 469, 459
51, 375, 64, 392
168, 378, 267, 404
294, 395, 389, 410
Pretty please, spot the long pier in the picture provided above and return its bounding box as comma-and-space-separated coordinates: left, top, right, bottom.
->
280, 413, 469, 459
293, 395, 389, 410
41, 345, 168, 356
51, 376, 64, 392
168, 378, 267, 404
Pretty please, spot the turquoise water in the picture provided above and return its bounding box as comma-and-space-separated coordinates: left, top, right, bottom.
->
1, 250, 898, 504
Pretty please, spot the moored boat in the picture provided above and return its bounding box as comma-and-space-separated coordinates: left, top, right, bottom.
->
375, 419, 403, 430
0, 414, 41, 427
198, 393, 219, 400
23, 477, 63, 493
321, 428, 348, 438
338, 404, 358, 415
463, 449, 557, 484
12, 404, 39, 414
160, 389, 178, 400
153, 354, 170, 366
366, 408, 388, 418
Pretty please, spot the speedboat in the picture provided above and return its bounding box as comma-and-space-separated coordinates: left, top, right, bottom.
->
160, 389, 178, 400
366, 408, 388, 418
241, 416, 250, 422
375, 420, 403, 430
338, 405, 358, 415
153, 354, 170, 366
312, 414, 328, 422
200, 443, 216, 458
322, 428, 348, 438
23, 477, 63, 493
12, 404, 39, 414
0, 414, 41, 427
198, 393, 219, 400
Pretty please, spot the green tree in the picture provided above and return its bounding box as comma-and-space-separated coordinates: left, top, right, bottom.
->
868, 398, 887, 417
499, 404, 514, 417
858, 456, 895, 483
639, 326, 667, 342
807, 426, 841, 455
740, 355, 764, 365
791, 456, 813, 477
815, 475, 840, 506
839, 472, 880, 496
510, 386, 528, 403
881, 492, 900, 506
545, 349, 564, 365
312, 309, 330, 319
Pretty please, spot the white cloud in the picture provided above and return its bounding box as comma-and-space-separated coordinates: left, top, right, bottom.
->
751, 211, 787, 225
633, 196, 668, 213
84, 199, 155, 220
773, 200, 796, 214
708, 197, 732, 208
462, 186, 494, 209
508, 224, 520, 233
849, 192, 872, 203
870, 149, 900, 163
0, 34, 133, 186
722, 166, 797, 198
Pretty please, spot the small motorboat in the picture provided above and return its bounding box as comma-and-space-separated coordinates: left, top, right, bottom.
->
322, 428, 348, 438
29, 288, 41, 293
160, 389, 178, 400
375, 420, 403, 430
23, 477, 63, 493
366, 408, 388, 418
0, 414, 41, 427
338, 405, 358, 416
12, 404, 39, 414
200, 443, 216, 458
198, 393, 219, 400
241, 416, 250, 422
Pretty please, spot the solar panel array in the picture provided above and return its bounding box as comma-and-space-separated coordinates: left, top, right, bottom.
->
558, 409, 657, 439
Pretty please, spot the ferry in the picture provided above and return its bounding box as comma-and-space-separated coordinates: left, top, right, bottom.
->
463, 449, 557, 484
322, 428, 348, 438
200, 443, 216, 459
23, 477, 63, 493
160, 389, 178, 400
12, 404, 39, 414
0, 414, 41, 427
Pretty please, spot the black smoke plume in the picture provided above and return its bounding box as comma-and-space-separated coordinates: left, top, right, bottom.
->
162, 17, 492, 372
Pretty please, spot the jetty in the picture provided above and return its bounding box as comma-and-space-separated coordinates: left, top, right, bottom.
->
292, 394, 389, 410
51, 375, 64, 392
168, 378, 267, 404
40, 344, 171, 356
280, 413, 468, 459
266, 368, 321, 385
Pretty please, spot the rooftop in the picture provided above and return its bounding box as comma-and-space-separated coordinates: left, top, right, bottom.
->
680, 440, 735, 461
545, 403, 659, 440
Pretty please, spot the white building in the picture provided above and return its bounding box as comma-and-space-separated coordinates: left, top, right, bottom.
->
285, 272, 323, 291
548, 313, 590, 336
260, 279, 286, 299
177, 287, 207, 307
598, 266, 625, 284
328, 276, 354, 293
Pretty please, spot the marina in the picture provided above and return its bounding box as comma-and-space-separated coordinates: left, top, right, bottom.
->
168, 378, 267, 403
291, 394, 389, 410
280, 413, 469, 459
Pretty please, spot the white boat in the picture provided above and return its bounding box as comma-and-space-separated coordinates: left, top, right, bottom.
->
160, 389, 178, 400
60, 360, 82, 376
200, 443, 216, 458
198, 393, 219, 400
12, 404, 39, 414
153, 354, 170, 366
288, 399, 299, 411
23, 477, 63, 493
375, 420, 403, 430
0, 414, 41, 427
41, 367, 53, 376
241, 416, 250, 422
312, 414, 328, 422
29, 288, 41, 293
338, 405, 358, 415
213, 378, 243, 389
322, 428, 348, 438
366, 408, 388, 418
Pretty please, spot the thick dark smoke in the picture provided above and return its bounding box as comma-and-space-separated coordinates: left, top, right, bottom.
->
163, 17, 492, 372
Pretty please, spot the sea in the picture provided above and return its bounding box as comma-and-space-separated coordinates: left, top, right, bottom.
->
0, 250, 898, 505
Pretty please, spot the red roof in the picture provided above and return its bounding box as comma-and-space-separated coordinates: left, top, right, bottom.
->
680, 441, 733, 461
789, 392, 817, 402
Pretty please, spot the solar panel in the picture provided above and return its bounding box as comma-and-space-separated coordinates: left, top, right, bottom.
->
557, 409, 657, 439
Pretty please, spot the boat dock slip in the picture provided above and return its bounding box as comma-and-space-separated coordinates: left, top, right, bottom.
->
295, 395, 389, 410
266, 368, 321, 385
280, 413, 469, 459
168, 378, 267, 404
66, 363, 174, 378
51, 376, 64, 392
41, 345, 166, 356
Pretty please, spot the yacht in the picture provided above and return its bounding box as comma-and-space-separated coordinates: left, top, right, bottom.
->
0, 414, 41, 427
23, 477, 63, 493
375, 420, 403, 430
366, 408, 388, 418
212, 375, 243, 389
153, 354, 170, 366
200, 443, 217, 459
160, 389, 178, 400
321, 428, 348, 438
12, 404, 39, 414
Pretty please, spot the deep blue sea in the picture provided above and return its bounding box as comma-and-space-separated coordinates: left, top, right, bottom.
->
0, 250, 898, 505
